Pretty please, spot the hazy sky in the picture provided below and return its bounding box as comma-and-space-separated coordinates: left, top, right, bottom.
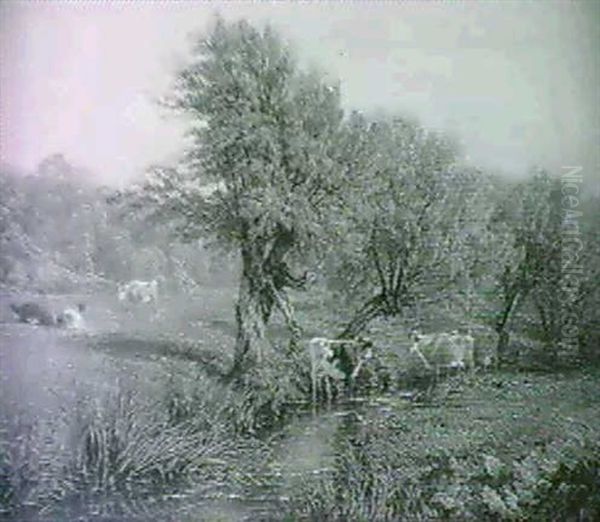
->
1, 1, 598, 187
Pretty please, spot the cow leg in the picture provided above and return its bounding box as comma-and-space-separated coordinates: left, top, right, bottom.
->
325, 377, 331, 408
311, 359, 318, 410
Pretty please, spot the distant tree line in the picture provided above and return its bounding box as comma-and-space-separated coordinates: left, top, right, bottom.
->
0, 155, 235, 294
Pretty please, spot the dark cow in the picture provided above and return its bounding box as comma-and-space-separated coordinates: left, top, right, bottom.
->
10, 302, 55, 326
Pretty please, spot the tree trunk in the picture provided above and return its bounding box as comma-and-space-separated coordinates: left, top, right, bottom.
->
226, 231, 304, 379
496, 329, 510, 365
495, 291, 520, 365
534, 300, 559, 366
227, 272, 268, 380
269, 283, 302, 354
339, 294, 385, 339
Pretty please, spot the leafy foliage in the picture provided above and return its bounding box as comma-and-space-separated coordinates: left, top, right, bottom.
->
0, 158, 234, 293
322, 114, 490, 337
153, 18, 350, 371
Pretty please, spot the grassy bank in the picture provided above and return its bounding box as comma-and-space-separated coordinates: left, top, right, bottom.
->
2, 289, 599, 520
285, 369, 600, 521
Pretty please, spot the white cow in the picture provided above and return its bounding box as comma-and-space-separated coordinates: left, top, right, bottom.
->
307, 337, 373, 406
118, 279, 159, 304
449, 331, 475, 370
56, 303, 86, 330
308, 338, 346, 406
410, 330, 474, 376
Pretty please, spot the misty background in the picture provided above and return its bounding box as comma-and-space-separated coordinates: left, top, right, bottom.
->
1, 0, 598, 188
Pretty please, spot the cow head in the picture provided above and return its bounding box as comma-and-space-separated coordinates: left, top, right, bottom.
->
408, 329, 423, 351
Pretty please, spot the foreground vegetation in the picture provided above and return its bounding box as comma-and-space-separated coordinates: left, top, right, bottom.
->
285, 370, 600, 521
2, 318, 599, 520
0, 352, 273, 520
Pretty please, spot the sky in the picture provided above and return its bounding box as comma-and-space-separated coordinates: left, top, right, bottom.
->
1, 0, 598, 188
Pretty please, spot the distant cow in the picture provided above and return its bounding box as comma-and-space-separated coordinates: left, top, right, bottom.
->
56, 303, 86, 330
118, 279, 159, 304
410, 330, 474, 375
9, 302, 55, 326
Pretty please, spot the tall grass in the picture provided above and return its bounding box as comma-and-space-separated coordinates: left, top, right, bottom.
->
0, 371, 252, 520
68, 388, 234, 490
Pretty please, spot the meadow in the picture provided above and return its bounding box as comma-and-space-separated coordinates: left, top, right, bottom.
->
1, 285, 598, 521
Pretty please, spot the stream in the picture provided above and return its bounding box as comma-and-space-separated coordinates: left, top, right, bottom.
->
1, 293, 395, 521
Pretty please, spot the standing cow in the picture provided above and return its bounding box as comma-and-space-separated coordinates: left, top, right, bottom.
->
307, 338, 346, 407
410, 330, 474, 376
307, 337, 374, 406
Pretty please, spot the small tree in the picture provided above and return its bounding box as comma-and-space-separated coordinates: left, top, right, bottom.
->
488, 170, 560, 363
326, 114, 487, 338
576, 196, 600, 362
531, 188, 600, 366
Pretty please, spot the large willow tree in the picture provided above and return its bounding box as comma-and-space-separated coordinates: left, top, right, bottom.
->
166, 19, 345, 376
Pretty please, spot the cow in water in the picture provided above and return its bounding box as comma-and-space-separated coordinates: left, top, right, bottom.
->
306, 337, 374, 405
56, 303, 86, 330
118, 279, 159, 304
9, 302, 55, 326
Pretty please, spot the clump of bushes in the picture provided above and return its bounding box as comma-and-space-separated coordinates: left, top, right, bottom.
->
223, 348, 309, 435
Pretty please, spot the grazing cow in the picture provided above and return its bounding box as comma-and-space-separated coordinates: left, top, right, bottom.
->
118, 279, 159, 304
307, 337, 373, 405
410, 330, 474, 376
56, 303, 86, 330
9, 302, 55, 326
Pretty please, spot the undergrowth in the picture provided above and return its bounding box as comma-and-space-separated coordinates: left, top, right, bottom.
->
285, 372, 600, 521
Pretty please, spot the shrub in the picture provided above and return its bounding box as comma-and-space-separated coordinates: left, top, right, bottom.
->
223, 349, 308, 435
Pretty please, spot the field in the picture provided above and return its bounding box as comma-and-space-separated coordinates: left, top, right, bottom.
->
1, 287, 599, 521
